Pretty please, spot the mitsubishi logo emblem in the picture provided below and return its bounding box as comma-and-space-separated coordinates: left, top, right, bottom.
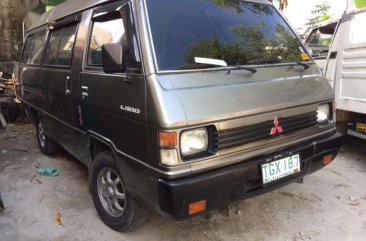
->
270, 117, 283, 135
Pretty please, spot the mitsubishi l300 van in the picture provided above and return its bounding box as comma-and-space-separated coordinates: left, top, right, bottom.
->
19, 0, 342, 231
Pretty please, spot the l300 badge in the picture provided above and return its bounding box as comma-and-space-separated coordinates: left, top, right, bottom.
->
120, 105, 141, 114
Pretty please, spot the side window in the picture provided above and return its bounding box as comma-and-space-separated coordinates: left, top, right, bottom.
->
306, 28, 333, 58
45, 24, 78, 67
22, 30, 46, 65
86, 2, 141, 71
87, 18, 125, 67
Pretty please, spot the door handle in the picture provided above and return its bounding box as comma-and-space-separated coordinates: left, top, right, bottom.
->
81, 85, 89, 99
65, 76, 71, 95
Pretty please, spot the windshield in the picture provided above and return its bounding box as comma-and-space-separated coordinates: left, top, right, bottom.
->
146, 0, 309, 71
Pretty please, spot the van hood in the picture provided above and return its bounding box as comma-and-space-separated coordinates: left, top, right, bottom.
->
151, 64, 334, 128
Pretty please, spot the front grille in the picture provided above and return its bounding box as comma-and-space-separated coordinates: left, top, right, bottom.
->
215, 111, 318, 150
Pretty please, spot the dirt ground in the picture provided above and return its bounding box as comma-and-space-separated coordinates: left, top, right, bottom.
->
0, 124, 365, 241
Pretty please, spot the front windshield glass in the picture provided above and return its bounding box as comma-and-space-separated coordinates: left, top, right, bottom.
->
146, 0, 309, 71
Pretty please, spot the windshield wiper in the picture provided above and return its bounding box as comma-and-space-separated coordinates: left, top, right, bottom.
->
227, 65, 257, 74
169, 56, 257, 74
169, 63, 257, 74
247, 57, 279, 64
295, 62, 310, 70
169, 63, 224, 70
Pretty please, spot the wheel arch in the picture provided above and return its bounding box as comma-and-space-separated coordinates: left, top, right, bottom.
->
88, 134, 121, 163
24, 105, 40, 125
86, 133, 147, 201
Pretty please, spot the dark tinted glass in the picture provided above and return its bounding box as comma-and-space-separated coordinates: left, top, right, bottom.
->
45, 29, 61, 65
147, 0, 308, 70
22, 35, 35, 64
88, 18, 125, 66
45, 24, 78, 66
22, 31, 46, 65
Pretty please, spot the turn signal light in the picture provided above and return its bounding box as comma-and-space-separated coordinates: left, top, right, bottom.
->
189, 200, 207, 215
322, 154, 334, 165
159, 131, 177, 148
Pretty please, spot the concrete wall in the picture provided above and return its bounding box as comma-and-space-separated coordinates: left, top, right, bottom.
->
0, 0, 24, 63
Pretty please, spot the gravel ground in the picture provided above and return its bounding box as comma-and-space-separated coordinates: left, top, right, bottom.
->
0, 124, 365, 241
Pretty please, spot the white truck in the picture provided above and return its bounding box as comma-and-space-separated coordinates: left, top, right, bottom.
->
315, 0, 366, 138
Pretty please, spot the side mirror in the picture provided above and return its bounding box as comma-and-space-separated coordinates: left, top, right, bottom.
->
102, 43, 123, 73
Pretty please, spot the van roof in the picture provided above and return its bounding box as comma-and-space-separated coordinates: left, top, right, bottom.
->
28, 0, 110, 31
27, 0, 272, 32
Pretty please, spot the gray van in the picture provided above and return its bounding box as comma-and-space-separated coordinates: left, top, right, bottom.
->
19, 0, 342, 231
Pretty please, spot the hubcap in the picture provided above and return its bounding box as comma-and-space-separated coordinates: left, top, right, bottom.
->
38, 122, 46, 148
97, 168, 126, 217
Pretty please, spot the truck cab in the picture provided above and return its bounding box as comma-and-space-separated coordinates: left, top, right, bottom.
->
323, 0, 366, 138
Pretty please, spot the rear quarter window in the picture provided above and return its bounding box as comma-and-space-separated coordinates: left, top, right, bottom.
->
22, 30, 46, 65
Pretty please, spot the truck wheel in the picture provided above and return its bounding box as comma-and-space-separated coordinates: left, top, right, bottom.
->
91, 151, 149, 232
36, 121, 60, 155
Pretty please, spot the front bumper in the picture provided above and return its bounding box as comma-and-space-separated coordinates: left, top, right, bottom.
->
157, 132, 342, 219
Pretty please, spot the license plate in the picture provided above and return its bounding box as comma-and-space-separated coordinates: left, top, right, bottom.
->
261, 154, 301, 184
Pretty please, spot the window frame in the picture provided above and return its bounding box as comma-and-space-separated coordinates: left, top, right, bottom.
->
21, 29, 47, 66
84, 1, 142, 73
43, 15, 81, 69
86, 15, 125, 69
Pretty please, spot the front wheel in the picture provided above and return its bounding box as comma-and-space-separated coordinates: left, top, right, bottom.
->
36, 121, 60, 155
91, 151, 149, 232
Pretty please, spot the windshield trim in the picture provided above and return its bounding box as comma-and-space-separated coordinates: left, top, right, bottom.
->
144, 0, 313, 74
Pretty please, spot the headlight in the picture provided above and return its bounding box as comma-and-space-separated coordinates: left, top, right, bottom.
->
180, 128, 208, 157
317, 104, 330, 123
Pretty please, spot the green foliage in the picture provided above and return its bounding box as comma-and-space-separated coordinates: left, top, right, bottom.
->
42, 0, 66, 10
185, 22, 303, 65
305, 2, 331, 32
354, 0, 366, 9
211, 0, 244, 12
209, 0, 275, 15
185, 37, 246, 65
320, 14, 331, 22
41, 0, 66, 6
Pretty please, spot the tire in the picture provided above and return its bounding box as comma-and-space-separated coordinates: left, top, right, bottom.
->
36, 121, 60, 155
91, 151, 149, 232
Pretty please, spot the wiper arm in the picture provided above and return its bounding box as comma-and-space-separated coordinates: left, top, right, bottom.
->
227, 65, 257, 74
295, 62, 310, 70
247, 57, 279, 64
171, 63, 221, 70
